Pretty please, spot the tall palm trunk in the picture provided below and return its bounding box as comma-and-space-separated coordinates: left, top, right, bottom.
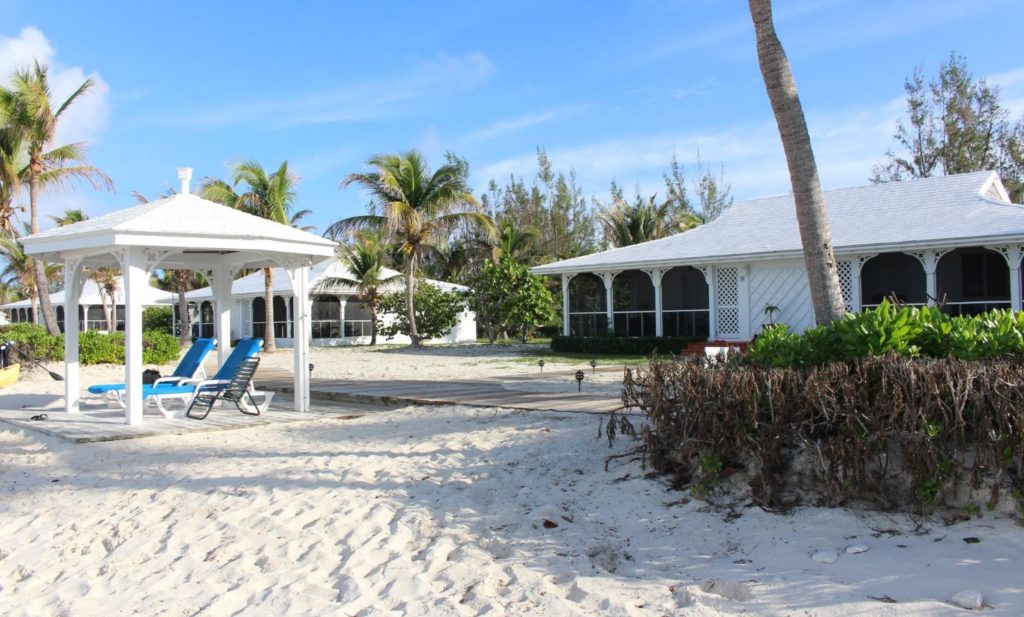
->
368, 297, 378, 346
176, 283, 192, 345
106, 294, 116, 332
405, 256, 420, 347
749, 0, 846, 325
28, 173, 60, 335
263, 267, 277, 352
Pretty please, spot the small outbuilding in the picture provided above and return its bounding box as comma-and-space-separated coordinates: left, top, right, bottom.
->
169, 259, 477, 345
21, 168, 337, 425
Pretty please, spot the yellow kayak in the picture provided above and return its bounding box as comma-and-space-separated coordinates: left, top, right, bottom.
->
0, 364, 20, 388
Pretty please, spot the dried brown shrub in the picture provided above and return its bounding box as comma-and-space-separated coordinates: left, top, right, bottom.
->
619, 355, 1024, 512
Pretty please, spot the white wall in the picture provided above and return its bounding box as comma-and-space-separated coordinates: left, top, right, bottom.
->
747, 259, 815, 335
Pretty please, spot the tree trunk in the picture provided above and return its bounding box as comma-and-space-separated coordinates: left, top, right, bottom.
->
369, 300, 378, 346
263, 267, 277, 352
107, 295, 116, 332
28, 174, 60, 335
749, 0, 846, 325
176, 281, 192, 345
405, 256, 420, 347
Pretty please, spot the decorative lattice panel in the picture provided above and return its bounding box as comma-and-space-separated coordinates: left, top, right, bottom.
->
716, 267, 740, 335
837, 260, 853, 312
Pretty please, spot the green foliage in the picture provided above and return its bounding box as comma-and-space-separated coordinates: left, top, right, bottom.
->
0, 323, 63, 361
0, 323, 179, 365
80, 330, 181, 365
748, 300, 1024, 367
551, 335, 701, 355
377, 282, 467, 342
466, 258, 556, 343
143, 306, 173, 333
873, 52, 1024, 201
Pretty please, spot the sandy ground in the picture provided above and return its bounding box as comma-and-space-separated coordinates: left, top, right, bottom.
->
0, 344, 1022, 615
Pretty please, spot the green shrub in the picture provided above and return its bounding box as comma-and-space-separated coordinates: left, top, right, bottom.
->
551, 335, 701, 355
0, 324, 179, 365
143, 306, 173, 333
0, 323, 64, 362
748, 300, 1024, 367
377, 282, 467, 341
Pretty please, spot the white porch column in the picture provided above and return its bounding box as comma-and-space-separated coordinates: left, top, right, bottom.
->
121, 248, 146, 426
210, 266, 234, 367
285, 295, 293, 339
337, 295, 347, 337
62, 259, 86, 415
906, 250, 947, 307
81, 305, 90, 332
648, 269, 665, 337
286, 265, 311, 413
986, 245, 1024, 311
697, 266, 715, 341
561, 274, 574, 336
600, 272, 617, 335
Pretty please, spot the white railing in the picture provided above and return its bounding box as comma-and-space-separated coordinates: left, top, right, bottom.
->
662, 309, 711, 338
568, 311, 609, 337
343, 320, 373, 338
613, 310, 656, 337
941, 300, 1011, 316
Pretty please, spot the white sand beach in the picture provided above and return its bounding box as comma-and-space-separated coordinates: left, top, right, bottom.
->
1, 346, 1022, 615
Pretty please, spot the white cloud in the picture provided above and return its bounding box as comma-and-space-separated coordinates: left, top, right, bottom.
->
475, 96, 905, 203
0, 26, 111, 147
166, 52, 497, 129
458, 105, 587, 145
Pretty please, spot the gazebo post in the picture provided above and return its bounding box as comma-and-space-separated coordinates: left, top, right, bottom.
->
287, 265, 311, 413
63, 258, 85, 414
120, 248, 146, 426
211, 266, 234, 367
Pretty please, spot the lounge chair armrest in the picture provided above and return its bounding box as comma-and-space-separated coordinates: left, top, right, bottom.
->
193, 379, 230, 392
153, 376, 186, 386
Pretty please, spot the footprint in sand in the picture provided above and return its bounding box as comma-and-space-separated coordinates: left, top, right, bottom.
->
700, 579, 751, 602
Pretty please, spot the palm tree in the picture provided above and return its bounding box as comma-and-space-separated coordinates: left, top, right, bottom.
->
0, 126, 26, 237
315, 231, 400, 346
0, 61, 114, 335
598, 193, 673, 247
48, 208, 89, 227
749, 0, 845, 324
0, 225, 60, 322
94, 267, 119, 332
330, 151, 494, 347
200, 159, 299, 352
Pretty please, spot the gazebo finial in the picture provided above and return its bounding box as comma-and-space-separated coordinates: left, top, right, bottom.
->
177, 167, 193, 195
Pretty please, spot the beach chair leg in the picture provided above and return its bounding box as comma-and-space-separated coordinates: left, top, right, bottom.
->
235, 390, 267, 416
186, 393, 219, 420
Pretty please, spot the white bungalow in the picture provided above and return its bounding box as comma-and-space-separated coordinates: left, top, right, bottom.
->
170, 260, 478, 346
533, 171, 1024, 342
1, 276, 173, 332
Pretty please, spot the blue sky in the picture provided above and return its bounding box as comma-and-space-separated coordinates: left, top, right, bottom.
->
2, 0, 1023, 234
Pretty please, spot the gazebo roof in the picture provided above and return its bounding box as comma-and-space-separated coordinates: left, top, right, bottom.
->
22, 192, 336, 269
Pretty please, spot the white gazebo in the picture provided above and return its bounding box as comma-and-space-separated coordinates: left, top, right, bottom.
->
21, 168, 337, 425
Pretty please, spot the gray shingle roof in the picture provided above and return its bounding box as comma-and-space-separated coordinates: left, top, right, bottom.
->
533, 171, 1024, 275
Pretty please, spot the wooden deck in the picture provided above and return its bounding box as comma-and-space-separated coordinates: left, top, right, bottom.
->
0, 399, 371, 444
261, 371, 625, 415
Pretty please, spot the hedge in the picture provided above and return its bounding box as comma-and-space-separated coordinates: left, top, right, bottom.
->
615, 355, 1024, 514
0, 324, 180, 365
551, 335, 702, 355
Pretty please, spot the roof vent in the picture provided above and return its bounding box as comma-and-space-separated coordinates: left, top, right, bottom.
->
176, 167, 193, 195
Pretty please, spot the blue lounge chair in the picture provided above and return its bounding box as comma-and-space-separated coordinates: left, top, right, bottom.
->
139, 338, 269, 417
89, 338, 217, 407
